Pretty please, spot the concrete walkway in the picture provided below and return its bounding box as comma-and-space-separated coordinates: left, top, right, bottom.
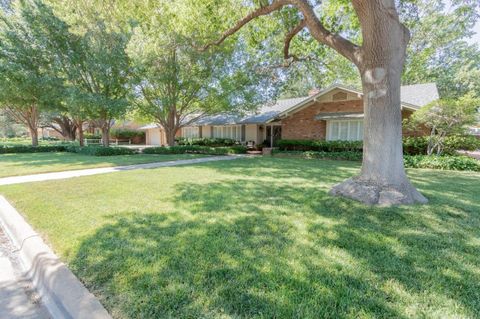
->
0, 155, 245, 186
0, 228, 50, 319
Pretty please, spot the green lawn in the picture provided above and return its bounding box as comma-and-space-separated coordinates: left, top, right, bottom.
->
0, 157, 479, 318
0, 152, 207, 177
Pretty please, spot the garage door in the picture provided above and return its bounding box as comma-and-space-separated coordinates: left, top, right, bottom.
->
149, 129, 161, 145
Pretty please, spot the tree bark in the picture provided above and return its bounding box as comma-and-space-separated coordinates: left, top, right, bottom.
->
101, 128, 110, 147
76, 120, 85, 147
329, 0, 428, 205
165, 128, 177, 146
29, 126, 38, 147
55, 116, 77, 141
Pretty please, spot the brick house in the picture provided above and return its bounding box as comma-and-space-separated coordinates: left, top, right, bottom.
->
140, 83, 439, 146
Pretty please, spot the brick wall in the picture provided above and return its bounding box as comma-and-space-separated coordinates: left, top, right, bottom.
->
281, 100, 362, 140
281, 99, 424, 140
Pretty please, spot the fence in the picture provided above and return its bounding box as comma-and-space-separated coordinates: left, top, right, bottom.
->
84, 138, 131, 146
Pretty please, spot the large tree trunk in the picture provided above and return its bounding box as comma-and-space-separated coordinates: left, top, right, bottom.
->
76, 120, 85, 147
165, 128, 177, 146
330, 0, 427, 206
53, 116, 77, 141
101, 128, 110, 147
29, 126, 38, 147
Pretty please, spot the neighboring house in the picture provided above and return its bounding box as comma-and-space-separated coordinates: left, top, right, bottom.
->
140, 83, 439, 146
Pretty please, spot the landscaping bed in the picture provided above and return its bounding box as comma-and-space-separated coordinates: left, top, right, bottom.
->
273, 150, 480, 172
0, 157, 479, 318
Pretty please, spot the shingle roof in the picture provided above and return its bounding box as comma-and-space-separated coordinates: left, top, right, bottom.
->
400, 83, 439, 108
192, 96, 309, 126
140, 83, 439, 129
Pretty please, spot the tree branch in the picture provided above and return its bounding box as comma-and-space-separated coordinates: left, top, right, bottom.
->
291, 0, 360, 64
200, 0, 291, 51
283, 19, 306, 61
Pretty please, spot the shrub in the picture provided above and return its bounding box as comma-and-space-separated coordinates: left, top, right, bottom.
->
143, 145, 247, 155
110, 129, 145, 139
176, 137, 237, 147
404, 155, 480, 171
66, 145, 136, 156
402, 136, 429, 155
83, 133, 102, 139
0, 145, 67, 154
443, 135, 480, 153
273, 150, 362, 161
277, 139, 363, 152
403, 135, 480, 155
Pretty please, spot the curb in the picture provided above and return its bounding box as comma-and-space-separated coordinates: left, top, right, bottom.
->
0, 196, 111, 319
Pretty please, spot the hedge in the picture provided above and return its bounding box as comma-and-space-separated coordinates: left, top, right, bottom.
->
143, 145, 247, 155
403, 155, 480, 171
0, 145, 68, 154
279, 136, 480, 155
110, 129, 145, 139
176, 137, 237, 147
273, 150, 362, 161
66, 145, 136, 156
401, 135, 480, 155
274, 149, 480, 172
277, 139, 363, 152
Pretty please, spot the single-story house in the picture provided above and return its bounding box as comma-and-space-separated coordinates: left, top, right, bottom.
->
140, 83, 439, 146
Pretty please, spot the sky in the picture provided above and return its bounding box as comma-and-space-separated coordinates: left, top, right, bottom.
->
469, 21, 480, 45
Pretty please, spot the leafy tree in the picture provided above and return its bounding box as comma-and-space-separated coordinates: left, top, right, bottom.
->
0, 109, 27, 137
186, 0, 431, 205
49, 0, 281, 146
0, 1, 62, 146
407, 95, 480, 155
128, 26, 274, 145
402, 0, 480, 98
23, 0, 131, 146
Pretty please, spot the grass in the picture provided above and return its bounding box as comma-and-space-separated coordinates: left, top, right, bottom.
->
0, 137, 64, 146
0, 157, 479, 318
0, 152, 208, 177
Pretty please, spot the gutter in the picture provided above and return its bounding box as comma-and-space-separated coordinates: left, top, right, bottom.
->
0, 196, 111, 319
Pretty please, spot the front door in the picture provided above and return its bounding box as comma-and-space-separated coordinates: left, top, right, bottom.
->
266, 125, 282, 147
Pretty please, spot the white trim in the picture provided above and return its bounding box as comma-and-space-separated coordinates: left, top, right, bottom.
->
212, 125, 242, 141
181, 126, 200, 138
326, 119, 364, 141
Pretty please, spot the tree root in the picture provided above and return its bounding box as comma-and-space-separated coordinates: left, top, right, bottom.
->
329, 177, 428, 206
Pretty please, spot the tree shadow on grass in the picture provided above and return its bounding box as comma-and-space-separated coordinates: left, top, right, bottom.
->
70, 159, 480, 318
71, 210, 407, 318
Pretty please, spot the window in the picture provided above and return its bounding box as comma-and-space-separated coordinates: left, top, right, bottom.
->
326, 120, 363, 141
212, 125, 242, 141
181, 126, 199, 138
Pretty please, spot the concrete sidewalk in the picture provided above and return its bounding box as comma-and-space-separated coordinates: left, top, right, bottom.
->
0, 155, 245, 186
0, 228, 50, 319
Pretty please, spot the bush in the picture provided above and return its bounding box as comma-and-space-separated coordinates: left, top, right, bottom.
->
176, 137, 237, 147
274, 149, 480, 171
143, 145, 247, 155
403, 135, 480, 155
404, 155, 480, 171
278, 137, 480, 156
277, 139, 363, 152
66, 145, 136, 156
110, 129, 145, 139
443, 135, 480, 153
83, 133, 101, 139
0, 145, 67, 154
402, 136, 429, 155
273, 150, 362, 161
